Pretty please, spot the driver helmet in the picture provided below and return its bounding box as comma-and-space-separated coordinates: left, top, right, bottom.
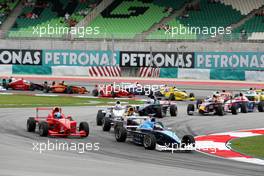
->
150, 117, 156, 122
54, 112, 61, 119
127, 107, 134, 116
114, 101, 122, 109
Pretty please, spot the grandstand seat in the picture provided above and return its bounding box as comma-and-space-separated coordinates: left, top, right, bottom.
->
0, 0, 19, 26
84, 0, 188, 39
215, 0, 264, 15
8, 0, 96, 38
148, 0, 244, 40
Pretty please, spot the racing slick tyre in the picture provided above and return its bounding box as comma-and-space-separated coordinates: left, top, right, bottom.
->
181, 135, 195, 153
39, 121, 49, 137
154, 91, 163, 97
92, 89, 99, 96
216, 105, 224, 116
196, 99, 203, 109
231, 105, 238, 115
155, 107, 163, 118
187, 104, 195, 115
102, 117, 111, 131
29, 84, 36, 91
96, 110, 105, 126
189, 93, 195, 98
66, 86, 73, 94
43, 87, 49, 93
115, 126, 127, 142
241, 103, 248, 113
168, 93, 175, 101
27, 117, 36, 132
169, 105, 178, 117
258, 101, 264, 112
79, 122, 89, 137
143, 133, 156, 150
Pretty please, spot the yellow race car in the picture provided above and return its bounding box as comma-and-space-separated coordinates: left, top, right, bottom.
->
243, 89, 264, 102
157, 87, 195, 101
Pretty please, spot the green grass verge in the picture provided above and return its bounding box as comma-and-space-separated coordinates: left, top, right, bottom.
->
0, 94, 143, 108
230, 135, 264, 159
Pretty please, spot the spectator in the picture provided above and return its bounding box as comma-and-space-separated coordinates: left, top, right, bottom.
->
65, 12, 70, 21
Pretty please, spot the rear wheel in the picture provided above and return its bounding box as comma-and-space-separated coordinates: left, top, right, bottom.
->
92, 89, 99, 96
143, 134, 156, 150
189, 93, 195, 98
216, 105, 224, 116
115, 126, 127, 142
169, 93, 175, 101
66, 86, 73, 94
39, 122, 49, 137
27, 117, 36, 132
169, 105, 178, 117
79, 122, 89, 137
29, 85, 35, 91
258, 101, 264, 112
181, 135, 195, 152
241, 103, 248, 113
187, 104, 195, 115
102, 117, 111, 131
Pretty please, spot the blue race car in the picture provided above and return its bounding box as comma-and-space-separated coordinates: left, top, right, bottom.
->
114, 119, 195, 151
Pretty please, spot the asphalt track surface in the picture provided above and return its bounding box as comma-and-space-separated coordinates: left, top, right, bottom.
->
1, 91, 264, 176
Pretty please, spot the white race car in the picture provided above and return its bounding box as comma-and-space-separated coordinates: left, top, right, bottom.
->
0, 85, 6, 92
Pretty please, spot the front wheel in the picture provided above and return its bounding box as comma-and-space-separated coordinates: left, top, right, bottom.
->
187, 104, 195, 115
79, 122, 89, 137
102, 117, 111, 131
181, 135, 195, 152
96, 110, 104, 126
143, 133, 156, 150
169, 104, 178, 117
115, 126, 127, 142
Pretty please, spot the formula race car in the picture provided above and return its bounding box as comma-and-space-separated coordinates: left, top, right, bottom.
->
114, 120, 195, 151
155, 86, 195, 101
0, 85, 6, 92
92, 84, 134, 98
224, 94, 264, 114
137, 100, 178, 118
124, 82, 150, 95
6, 78, 44, 91
43, 82, 88, 94
187, 99, 225, 116
27, 107, 89, 137
241, 90, 264, 102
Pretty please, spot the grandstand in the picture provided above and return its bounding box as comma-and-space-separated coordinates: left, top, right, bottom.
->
0, 0, 19, 26
7, 0, 99, 38
0, 0, 264, 41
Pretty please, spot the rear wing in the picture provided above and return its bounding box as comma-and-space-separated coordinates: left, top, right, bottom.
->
36, 107, 61, 118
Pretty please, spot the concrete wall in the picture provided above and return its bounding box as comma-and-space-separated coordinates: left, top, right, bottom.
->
0, 39, 264, 52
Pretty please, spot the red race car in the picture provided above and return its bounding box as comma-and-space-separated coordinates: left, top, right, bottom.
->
26, 107, 89, 137
92, 84, 134, 98
7, 78, 44, 91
